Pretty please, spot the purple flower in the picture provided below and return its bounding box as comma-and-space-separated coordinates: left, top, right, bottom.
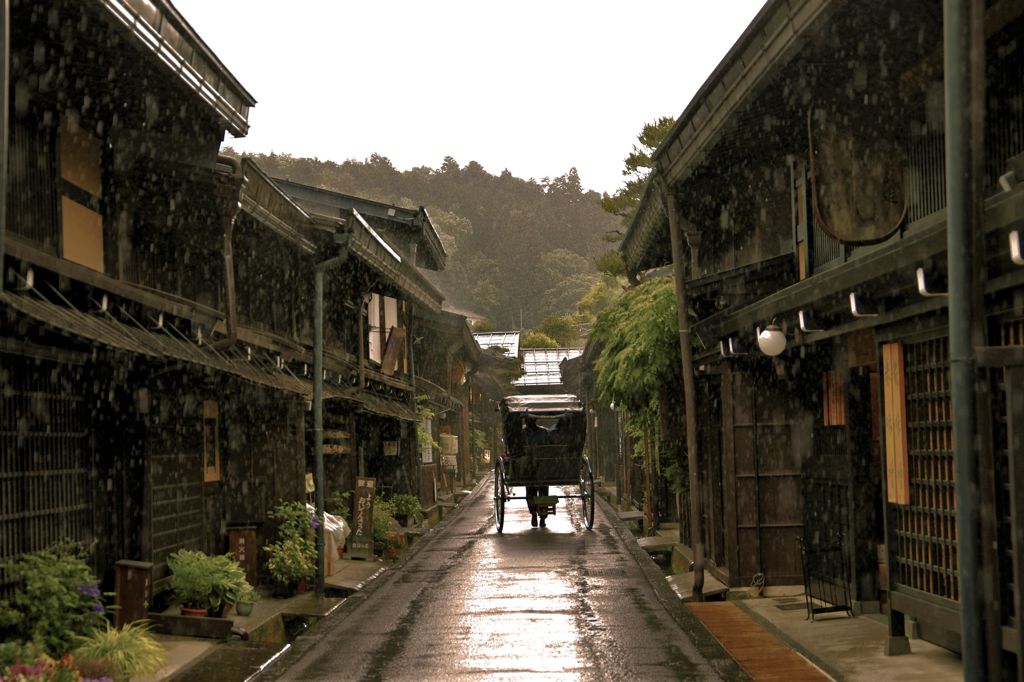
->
79, 583, 101, 598
91, 603, 105, 613
310, 514, 321, 530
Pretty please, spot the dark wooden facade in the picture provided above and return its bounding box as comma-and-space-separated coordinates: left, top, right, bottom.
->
0, 0, 451, 599
618, 0, 1024, 670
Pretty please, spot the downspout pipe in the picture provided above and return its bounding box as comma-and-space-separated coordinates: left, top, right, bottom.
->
944, 0, 985, 676
0, 0, 10, 293
313, 231, 350, 597
211, 154, 242, 351
662, 182, 705, 600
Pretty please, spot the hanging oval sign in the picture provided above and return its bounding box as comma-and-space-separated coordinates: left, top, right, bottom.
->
808, 109, 907, 244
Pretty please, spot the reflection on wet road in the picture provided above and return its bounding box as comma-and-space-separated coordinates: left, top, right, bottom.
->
271, 478, 743, 681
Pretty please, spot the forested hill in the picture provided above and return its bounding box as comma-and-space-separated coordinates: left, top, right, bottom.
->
239, 151, 620, 329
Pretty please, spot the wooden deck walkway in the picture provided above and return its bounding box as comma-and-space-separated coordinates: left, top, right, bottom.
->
686, 601, 831, 681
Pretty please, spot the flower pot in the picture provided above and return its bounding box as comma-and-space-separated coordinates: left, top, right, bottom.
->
235, 601, 254, 617
296, 579, 307, 594
180, 606, 207, 618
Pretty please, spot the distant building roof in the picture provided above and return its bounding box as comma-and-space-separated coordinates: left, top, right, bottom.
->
473, 331, 520, 358
513, 348, 584, 387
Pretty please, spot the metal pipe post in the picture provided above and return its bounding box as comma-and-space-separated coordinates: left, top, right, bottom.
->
0, 0, 10, 293
665, 188, 704, 599
313, 268, 326, 596
944, 0, 985, 675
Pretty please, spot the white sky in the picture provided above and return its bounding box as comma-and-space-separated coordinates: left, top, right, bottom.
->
172, 1, 767, 195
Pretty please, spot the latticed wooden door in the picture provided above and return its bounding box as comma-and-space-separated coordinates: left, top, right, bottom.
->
883, 337, 958, 602
0, 353, 92, 597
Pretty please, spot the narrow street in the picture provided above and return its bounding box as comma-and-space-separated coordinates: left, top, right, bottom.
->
266, 478, 745, 681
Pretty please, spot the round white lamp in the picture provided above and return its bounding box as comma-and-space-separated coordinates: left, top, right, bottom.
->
756, 325, 787, 357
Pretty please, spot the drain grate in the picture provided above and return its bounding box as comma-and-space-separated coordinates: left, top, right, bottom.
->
775, 603, 807, 611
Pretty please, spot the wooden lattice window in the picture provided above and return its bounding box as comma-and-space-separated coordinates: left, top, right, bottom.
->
0, 354, 91, 598
891, 337, 958, 602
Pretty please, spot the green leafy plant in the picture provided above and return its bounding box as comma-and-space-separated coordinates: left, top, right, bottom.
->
326, 490, 352, 522
265, 501, 317, 586
236, 586, 260, 604
415, 395, 440, 457
0, 541, 109, 656
73, 621, 166, 681
166, 550, 250, 614
388, 493, 422, 526
372, 498, 399, 554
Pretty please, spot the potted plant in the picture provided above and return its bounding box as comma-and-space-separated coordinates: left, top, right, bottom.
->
73, 621, 166, 681
372, 498, 401, 557
389, 493, 422, 527
265, 501, 317, 595
233, 587, 259, 617
166, 550, 251, 617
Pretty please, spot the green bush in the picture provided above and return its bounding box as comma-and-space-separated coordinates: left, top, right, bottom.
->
389, 493, 422, 526
326, 490, 352, 522
73, 621, 166, 681
265, 501, 317, 585
0, 542, 108, 656
166, 550, 250, 613
372, 498, 399, 553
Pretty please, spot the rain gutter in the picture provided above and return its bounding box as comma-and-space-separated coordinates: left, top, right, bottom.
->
944, 0, 985, 675
211, 154, 242, 351
313, 231, 351, 597
663, 182, 705, 600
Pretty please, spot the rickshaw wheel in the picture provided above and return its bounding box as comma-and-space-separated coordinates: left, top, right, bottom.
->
494, 457, 507, 532
579, 455, 595, 530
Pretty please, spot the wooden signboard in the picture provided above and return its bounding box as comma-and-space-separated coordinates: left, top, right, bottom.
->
881, 343, 910, 505
349, 477, 376, 560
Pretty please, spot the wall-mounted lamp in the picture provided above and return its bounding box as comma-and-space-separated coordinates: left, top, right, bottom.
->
756, 324, 787, 357
849, 292, 878, 318
798, 310, 824, 333
1011, 230, 1024, 266
915, 267, 948, 297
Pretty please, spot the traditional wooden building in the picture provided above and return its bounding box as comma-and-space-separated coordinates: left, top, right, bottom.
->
619, 0, 1024, 670
0, 0, 454, 602
270, 180, 448, 503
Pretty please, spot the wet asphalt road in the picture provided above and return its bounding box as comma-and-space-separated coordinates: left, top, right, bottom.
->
268, 477, 745, 681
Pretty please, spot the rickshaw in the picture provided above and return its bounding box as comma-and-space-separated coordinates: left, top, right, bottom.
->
493, 394, 594, 532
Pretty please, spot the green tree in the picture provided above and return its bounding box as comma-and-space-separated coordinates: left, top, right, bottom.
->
600, 116, 676, 225
520, 330, 559, 349
590, 277, 679, 416
471, 319, 496, 333
577, 274, 625, 325
595, 251, 626, 278
537, 315, 580, 347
